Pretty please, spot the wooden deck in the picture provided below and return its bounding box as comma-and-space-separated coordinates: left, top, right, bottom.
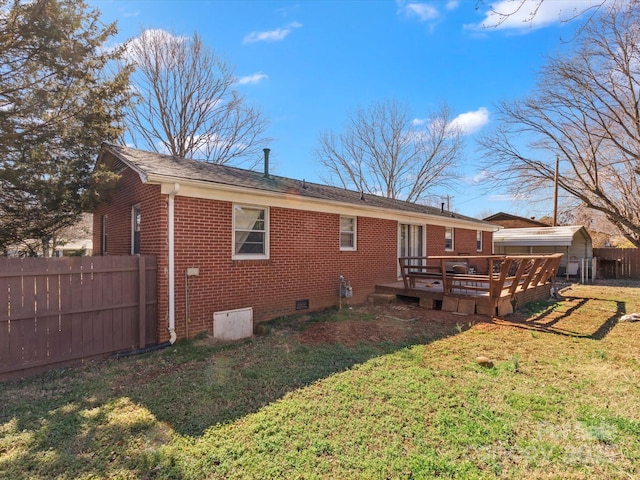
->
375, 254, 563, 316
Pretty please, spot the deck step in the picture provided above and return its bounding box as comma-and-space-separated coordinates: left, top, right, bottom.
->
367, 293, 397, 304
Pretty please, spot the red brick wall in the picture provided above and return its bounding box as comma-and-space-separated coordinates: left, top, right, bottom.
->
171, 198, 398, 339
427, 226, 492, 274
93, 163, 495, 341
92, 168, 166, 257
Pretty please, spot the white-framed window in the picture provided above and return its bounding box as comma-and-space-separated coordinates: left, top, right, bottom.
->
132, 204, 141, 255
340, 216, 357, 251
101, 215, 108, 255
233, 205, 269, 259
476, 230, 483, 252
445, 227, 454, 251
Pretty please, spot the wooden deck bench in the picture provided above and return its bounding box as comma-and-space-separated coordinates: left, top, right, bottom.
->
403, 265, 443, 288
399, 254, 563, 307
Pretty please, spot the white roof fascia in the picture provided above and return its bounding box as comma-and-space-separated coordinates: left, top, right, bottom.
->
152, 175, 498, 232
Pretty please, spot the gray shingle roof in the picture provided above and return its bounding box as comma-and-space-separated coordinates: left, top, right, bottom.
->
102, 143, 494, 227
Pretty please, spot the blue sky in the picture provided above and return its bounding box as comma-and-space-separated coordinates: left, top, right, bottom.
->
88, 0, 600, 219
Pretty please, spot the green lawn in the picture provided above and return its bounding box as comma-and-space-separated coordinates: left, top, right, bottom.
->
1, 282, 639, 479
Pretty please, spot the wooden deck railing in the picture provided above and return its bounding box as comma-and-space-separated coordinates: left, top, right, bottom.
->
399, 254, 563, 300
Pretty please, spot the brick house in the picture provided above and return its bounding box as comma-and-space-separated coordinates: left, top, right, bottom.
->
93, 144, 498, 343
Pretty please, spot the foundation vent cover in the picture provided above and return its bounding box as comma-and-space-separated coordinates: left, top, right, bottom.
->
213, 307, 253, 340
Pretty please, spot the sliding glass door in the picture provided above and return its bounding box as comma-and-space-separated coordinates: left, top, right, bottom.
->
398, 224, 425, 277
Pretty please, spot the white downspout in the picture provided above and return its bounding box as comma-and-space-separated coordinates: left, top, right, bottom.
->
168, 182, 180, 344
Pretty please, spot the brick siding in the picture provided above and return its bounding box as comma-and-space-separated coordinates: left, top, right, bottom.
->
94, 164, 493, 341
427, 226, 492, 274
170, 199, 398, 340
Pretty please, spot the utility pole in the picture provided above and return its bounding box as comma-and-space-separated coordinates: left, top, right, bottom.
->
553, 156, 559, 226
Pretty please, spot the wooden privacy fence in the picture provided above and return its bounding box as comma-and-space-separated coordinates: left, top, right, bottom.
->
0, 255, 157, 381
593, 248, 640, 279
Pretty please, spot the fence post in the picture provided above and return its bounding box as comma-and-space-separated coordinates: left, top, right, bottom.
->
138, 255, 146, 349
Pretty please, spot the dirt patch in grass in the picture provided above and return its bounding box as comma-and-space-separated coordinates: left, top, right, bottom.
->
297, 281, 640, 352
299, 302, 491, 346
3, 282, 640, 480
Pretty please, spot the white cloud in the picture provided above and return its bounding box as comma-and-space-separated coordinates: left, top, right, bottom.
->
410, 107, 488, 140
399, 2, 440, 21
468, 0, 603, 32
125, 29, 188, 64
243, 21, 302, 44
448, 107, 490, 135
468, 169, 491, 185
135, 29, 186, 45
235, 72, 269, 85
445, 0, 460, 10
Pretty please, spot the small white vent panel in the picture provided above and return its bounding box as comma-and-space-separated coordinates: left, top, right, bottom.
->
213, 307, 253, 340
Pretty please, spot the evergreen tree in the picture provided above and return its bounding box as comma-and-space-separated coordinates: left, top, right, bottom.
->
0, 0, 131, 255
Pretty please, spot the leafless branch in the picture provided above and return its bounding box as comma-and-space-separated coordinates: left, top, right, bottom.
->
124, 29, 270, 166
479, 1, 640, 246
315, 98, 462, 204
477, 0, 606, 29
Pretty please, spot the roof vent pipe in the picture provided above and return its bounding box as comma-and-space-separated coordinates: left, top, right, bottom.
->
441, 202, 445, 213
263, 148, 270, 177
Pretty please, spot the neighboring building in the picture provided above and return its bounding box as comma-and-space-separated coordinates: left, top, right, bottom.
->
2, 213, 93, 257
93, 144, 499, 343
484, 212, 550, 229
493, 225, 593, 276
54, 213, 94, 257
54, 239, 93, 257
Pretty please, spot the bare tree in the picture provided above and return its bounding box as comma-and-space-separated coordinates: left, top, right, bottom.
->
314, 99, 463, 204
125, 29, 269, 165
478, 1, 640, 246
477, 0, 606, 28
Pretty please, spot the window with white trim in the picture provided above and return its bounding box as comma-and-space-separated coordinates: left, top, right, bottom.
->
233, 205, 269, 259
340, 216, 356, 250
132, 205, 141, 255
476, 230, 483, 252
445, 227, 454, 251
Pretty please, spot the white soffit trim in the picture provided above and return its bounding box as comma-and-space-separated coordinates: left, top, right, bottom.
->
158, 179, 497, 231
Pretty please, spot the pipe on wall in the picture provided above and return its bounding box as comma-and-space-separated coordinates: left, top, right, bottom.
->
168, 182, 180, 344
